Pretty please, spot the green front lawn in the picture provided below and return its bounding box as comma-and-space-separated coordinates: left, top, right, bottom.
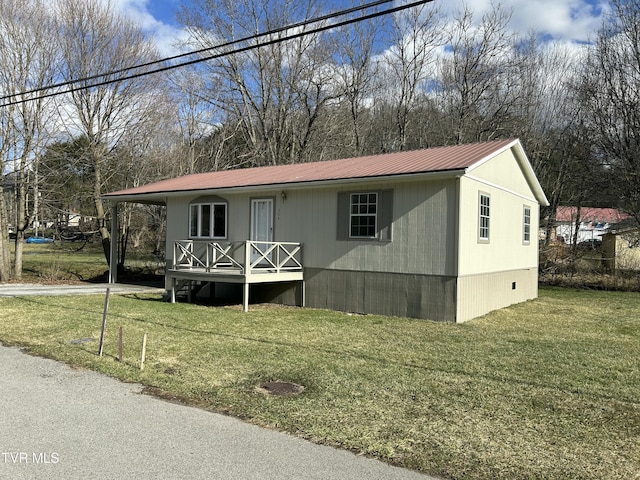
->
0, 287, 638, 479
14, 242, 160, 283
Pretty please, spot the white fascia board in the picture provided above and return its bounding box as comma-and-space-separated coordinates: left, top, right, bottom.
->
465, 139, 550, 207
464, 174, 540, 204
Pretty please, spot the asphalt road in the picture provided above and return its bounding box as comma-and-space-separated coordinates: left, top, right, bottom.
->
0, 344, 437, 480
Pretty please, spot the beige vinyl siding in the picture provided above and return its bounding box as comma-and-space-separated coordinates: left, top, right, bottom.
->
457, 175, 540, 277
468, 149, 535, 199
456, 269, 538, 322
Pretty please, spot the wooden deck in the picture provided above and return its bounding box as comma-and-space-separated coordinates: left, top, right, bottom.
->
167, 240, 304, 311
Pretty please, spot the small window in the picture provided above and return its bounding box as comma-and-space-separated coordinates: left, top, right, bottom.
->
189, 202, 227, 239
523, 206, 531, 244
350, 193, 377, 238
479, 193, 490, 242
337, 190, 393, 241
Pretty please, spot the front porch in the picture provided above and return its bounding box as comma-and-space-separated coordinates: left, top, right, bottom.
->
167, 240, 304, 311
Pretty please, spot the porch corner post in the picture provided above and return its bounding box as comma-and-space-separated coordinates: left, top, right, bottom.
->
109, 203, 118, 284
243, 282, 249, 312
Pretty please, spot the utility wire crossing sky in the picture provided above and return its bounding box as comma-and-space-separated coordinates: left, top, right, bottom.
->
0, 0, 433, 108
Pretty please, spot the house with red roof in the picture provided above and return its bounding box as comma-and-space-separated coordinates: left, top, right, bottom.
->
553, 206, 630, 245
104, 138, 549, 322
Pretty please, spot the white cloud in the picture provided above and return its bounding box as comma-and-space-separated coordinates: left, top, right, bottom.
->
109, 0, 188, 56
438, 0, 607, 43
114, 0, 607, 60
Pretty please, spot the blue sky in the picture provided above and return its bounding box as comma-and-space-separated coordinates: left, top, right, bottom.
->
114, 0, 608, 55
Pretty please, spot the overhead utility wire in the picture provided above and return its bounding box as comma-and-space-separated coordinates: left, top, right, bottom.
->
1, 0, 433, 107
0, 0, 397, 104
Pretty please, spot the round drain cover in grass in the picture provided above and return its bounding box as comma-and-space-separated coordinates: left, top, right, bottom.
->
257, 381, 304, 396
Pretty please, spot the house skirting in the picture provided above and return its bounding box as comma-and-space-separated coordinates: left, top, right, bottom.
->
260, 267, 538, 322
455, 268, 538, 322
260, 268, 457, 322
192, 267, 538, 322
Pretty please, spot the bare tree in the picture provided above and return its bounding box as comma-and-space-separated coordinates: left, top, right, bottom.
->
436, 4, 519, 144
54, 0, 165, 263
0, 0, 58, 280
171, 70, 216, 175
507, 37, 587, 238
179, 0, 335, 166
578, 0, 640, 225
168, 68, 242, 174
329, 19, 380, 157
378, 2, 443, 151
104, 95, 177, 270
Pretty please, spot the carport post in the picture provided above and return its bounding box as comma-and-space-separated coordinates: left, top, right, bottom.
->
243, 282, 249, 312
109, 204, 118, 284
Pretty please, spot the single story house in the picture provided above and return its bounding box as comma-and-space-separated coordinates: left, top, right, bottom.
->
104, 138, 549, 322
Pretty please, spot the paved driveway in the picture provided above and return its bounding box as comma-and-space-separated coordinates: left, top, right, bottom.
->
0, 345, 436, 480
0, 282, 165, 297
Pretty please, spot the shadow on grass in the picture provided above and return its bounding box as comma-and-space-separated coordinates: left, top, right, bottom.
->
10, 295, 639, 406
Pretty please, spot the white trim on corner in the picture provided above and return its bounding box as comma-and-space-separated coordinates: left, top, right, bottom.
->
464, 139, 550, 207
464, 174, 539, 204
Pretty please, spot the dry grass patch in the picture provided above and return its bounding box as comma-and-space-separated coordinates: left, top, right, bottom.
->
0, 287, 638, 479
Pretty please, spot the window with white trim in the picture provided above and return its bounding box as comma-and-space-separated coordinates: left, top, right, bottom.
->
523, 205, 531, 244
479, 193, 490, 242
189, 202, 227, 239
350, 193, 378, 238
337, 190, 393, 241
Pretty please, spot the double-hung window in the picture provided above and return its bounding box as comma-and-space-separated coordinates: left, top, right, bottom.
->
523, 205, 531, 244
478, 193, 490, 242
190, 202, 227, 239
337, 190, 393, 241
350, 193, 378, 238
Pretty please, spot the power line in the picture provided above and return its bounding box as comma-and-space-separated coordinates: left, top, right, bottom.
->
1, 0, 433, 108
0, 0, 397, 104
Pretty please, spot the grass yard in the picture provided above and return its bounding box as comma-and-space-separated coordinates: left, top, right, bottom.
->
0, 287, 638, 479
15, 242, 160, 283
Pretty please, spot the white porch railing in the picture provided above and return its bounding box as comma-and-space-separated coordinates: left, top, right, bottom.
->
172, 240, 303, 275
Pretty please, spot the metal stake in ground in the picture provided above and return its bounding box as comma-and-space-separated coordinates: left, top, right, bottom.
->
98, 288, 110, 357
140, 333, 148, 371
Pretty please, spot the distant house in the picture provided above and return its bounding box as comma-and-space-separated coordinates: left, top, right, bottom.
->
66, 210, 82, 228
553, 206, 629, 245
104, 139, 549, 323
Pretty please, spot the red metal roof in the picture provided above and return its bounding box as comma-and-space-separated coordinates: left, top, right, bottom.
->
105, 139, 517, 199
555, 206, 630, 224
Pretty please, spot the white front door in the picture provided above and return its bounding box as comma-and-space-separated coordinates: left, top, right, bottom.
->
250, 198, 274, 263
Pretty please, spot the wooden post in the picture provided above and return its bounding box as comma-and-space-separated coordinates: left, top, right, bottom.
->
98, 288, 110, 357
118, 326, 123, 362
140, 333, 148, 371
